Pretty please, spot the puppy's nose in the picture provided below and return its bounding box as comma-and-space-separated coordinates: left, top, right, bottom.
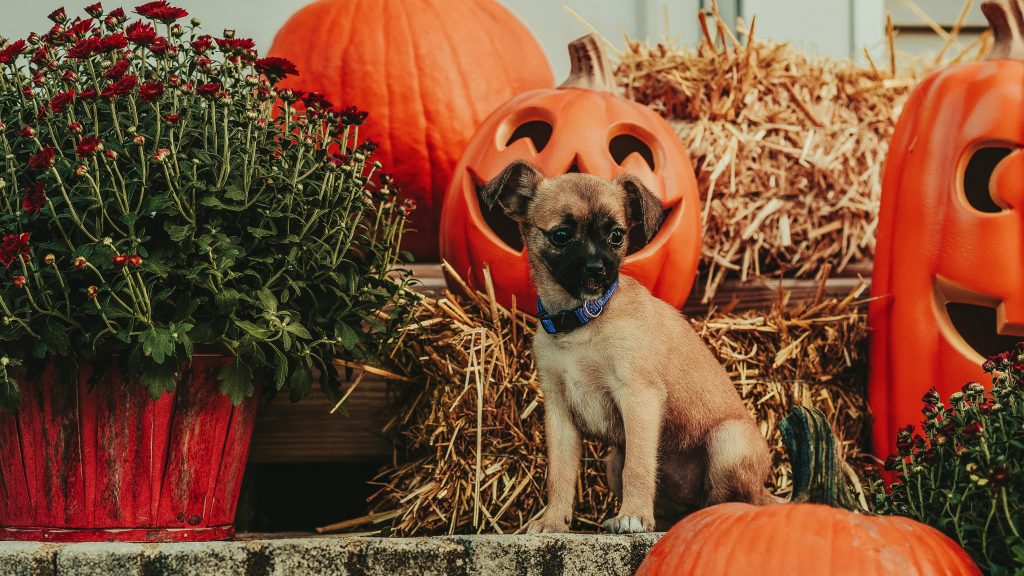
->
584, 259, 606, 275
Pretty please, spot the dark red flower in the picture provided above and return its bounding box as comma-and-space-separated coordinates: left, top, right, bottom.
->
79, 88, 98, 102
340, 106, 367, 126
990, 466, 1010, 489
18, 126, 35, 138
190, 34, 213, 52
100, 74, 137, 99
883, 454, 903, 472
11, 275, 26, 289
67, 122, 83, 133
0, 233, 31, 269
921, 387, 940, 407
963, 420, 984, 439
194, 55, 211, 69
127, 254, 142, 267
48, 7, 67, 23
196, 82, 221, 99
103, 60, 130, 79
61, 69, 78, 83
302, 91, 333, 110
126, 20, 157, 45
255, 57, 298, 82
216, 36, 255, 53
97, 33, 128, 53
400, 198, 417, 216
358, 140, 378, 154
21, 181, 48, 213
112, 254, 128, 267
28, 145, 56, 172
67, 36, 100, 59
0, 39, 28, 64
85, 3, 104, 17
49, 89, 75, 114
149, 38, 176, 57
76, 136, 102, 157
136, 1, 188, 23
139, 80, 164, 103
162, 113, 180, 125
64, 17, 95, 40
104, 8, 126, 29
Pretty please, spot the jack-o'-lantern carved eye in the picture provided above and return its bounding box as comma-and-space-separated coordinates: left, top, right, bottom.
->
505, 120, 552, 153
962, 146, 1013, 213
609, 134, 655, 171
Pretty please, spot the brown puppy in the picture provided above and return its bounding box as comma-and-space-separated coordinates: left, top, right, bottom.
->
481, 161, 774, 533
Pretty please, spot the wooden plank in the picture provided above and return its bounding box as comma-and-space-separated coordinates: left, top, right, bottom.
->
249, 262, 873, 463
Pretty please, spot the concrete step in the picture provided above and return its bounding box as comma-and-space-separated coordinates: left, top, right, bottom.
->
0, 533, 662, 576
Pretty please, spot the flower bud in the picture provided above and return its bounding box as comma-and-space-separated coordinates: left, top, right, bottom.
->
104, 149, 118, 160
68, 122, 83, 133
74, 256, 87, 269
133, 134, 145, 146
12, 275, 25, 289
950, 391, 964, 403
190, 17, 201, 26
171, 24, 184, 38
152, 147, 170, 163
223, 28, 235, 38
74, 164, 87, 177
127, 255, 142, 267
113, 254, 127, 267
43, 253, 55, 265
87, 285, 99, 298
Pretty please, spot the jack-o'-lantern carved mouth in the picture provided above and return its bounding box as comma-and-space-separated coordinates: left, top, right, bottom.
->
933, 277, 1024, 361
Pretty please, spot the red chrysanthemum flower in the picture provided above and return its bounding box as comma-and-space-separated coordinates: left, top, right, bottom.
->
67, 36, 100, 59
162, 113, 181, 125
21, 180, 48, 213
85, 3, 104, 17
100, 74, 137, 99
0, 39, 28, 64
255, 56, 298, 82
103, 60, 130, 79
47, 7, 67, 23
190, 34, 213, 52
76, 136, 103, 158
136, 1, 188, 23
79, 88, 98, 102
340, 106, 367, 126
0, 233, 31, 269
196, 82, 221, 99
18, 125, 35, 138
48, 89, 75, 114
64, 17, 95, 40
97, 33, 128, 53
302, 91, 333, 111
149, 37, 176, 57
28, 145, 56, 172
963, 420, 984, 439
215, 36, 255, 53
126, 20, 157, 45
139, 80, 164, 103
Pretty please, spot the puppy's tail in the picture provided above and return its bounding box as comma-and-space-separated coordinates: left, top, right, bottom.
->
778, 406, 869, 511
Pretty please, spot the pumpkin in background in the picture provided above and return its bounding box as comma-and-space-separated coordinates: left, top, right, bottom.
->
636, 408, 981, 576
268, 0, 554, 262
869, 0, 1024, 457
439, 35, 701, 313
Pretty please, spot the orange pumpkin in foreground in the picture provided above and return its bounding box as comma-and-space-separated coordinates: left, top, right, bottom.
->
268, 0, 554, 261
869, 0, 1024, 457
637, 409, 980, 576
440, 35, 701, 313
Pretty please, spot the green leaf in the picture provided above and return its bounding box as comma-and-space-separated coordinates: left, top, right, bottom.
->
234, 319, 269, 338
287, 364, 313, 401
256, 288, 277, 313
39, 317, 71, 356
284, 322, 312, 340
140, 362, 177, 400
214, 289, 242, 313
271, 346, 288, 391
165, 223, 194, 242
338, 323, 360, 351
246, 226, 275, 238
224, 185, 247, 202
139, 326, 175, 364
218, 358, 254, 405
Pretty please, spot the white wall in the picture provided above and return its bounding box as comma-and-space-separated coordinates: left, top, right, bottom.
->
0, 0, 890, 80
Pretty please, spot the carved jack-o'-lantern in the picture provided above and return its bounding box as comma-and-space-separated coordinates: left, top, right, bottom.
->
439, 35, 701, 313
869, 0, 1024, 456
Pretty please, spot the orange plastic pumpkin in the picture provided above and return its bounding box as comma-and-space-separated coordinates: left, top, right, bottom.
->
268, 0, 554, 262
439, 35, 701, 313
637, 408, 981, 576
869, 0, 1024, 456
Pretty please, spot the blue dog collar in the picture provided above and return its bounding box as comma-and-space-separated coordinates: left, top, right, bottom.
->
537, 278, 619, 335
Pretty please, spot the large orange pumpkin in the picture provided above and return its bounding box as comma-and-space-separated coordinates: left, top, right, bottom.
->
267, 0, 554, 261
637, 408, 981, 576
439, 35, 701, 313
869, 0, 1024, 456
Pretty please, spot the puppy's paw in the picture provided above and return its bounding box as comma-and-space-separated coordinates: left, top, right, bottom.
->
603, 513, 655, 534
527, 513, 570, 533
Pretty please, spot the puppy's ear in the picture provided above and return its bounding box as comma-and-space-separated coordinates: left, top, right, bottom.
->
618, 174, 665, 242
480, 161, 544, 221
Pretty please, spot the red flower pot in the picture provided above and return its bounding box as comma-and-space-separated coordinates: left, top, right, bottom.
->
0, 353, 259, 542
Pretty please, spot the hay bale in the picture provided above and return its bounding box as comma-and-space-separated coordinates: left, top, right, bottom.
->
615, 5, 989, 301
367, 265, 870, 535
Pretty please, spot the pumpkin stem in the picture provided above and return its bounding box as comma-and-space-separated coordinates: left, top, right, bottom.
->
561, 34, 617, 92
983, 0, 1024, 60
779, 406, 861, 511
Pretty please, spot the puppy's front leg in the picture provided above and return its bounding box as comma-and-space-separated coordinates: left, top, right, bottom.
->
528, 387, 581, 533
605, 385, 664, 533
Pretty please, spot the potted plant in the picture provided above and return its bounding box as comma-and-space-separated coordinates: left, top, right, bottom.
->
0, 1, 416, 541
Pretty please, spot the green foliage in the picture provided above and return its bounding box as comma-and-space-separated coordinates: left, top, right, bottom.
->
0, 4, 418, 410
866, 344, 1024, 575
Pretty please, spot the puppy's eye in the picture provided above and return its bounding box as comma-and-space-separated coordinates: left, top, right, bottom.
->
609, 228, 626, 247
548, 226, 573, 246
